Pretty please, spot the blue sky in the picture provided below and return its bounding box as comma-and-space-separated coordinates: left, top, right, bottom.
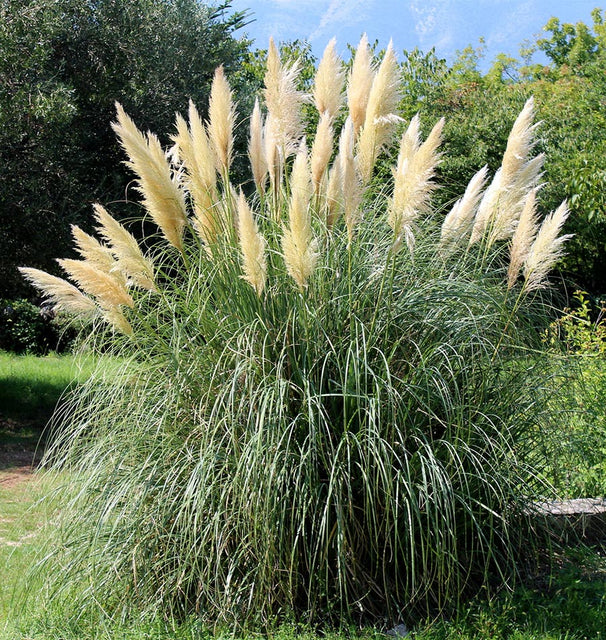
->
231, 0, 600, 68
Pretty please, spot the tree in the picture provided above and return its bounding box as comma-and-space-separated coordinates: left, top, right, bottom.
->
1, 0, 250, 298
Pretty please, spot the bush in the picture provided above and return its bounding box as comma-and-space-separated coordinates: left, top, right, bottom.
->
539, 291, 606, 497
23, 39, 571, 629
0, 298, 74, 354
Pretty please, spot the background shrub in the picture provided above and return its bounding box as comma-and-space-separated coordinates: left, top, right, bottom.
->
0, 298, 74, 354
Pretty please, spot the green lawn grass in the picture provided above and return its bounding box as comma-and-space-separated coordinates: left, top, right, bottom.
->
0, 350, 95, 449
0, 350, 93, 421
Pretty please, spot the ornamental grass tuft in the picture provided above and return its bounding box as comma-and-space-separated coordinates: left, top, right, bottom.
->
21, 36, 571, 629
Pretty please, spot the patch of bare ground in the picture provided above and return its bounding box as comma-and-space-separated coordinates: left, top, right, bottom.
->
0, 418, 43, 489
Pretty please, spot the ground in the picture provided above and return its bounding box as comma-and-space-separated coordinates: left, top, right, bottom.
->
0, 418, 43, 489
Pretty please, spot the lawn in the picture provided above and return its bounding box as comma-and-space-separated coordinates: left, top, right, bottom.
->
0, 350, 95, 434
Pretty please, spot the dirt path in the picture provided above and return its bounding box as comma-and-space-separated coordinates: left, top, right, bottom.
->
0, 417, 44, 489
0, 446, 41, 489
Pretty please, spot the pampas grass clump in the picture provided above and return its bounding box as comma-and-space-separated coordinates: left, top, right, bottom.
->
22, 37, 571, 630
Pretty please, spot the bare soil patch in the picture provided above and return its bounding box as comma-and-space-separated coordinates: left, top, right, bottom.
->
0, 417, 43, 488
0, 448, 41, 489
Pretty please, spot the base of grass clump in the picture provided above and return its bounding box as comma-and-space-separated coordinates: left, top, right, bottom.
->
31, 251, 556, 629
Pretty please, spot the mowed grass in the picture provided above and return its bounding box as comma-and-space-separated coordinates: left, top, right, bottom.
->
0, 350, 95, 446
0, 475, 49, 634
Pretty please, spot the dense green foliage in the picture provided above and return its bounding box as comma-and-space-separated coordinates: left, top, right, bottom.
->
0, 0, 251, 299
0, 298, 75, 354
538, 292, 606, 497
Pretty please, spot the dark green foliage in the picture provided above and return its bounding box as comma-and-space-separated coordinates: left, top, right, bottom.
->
0, 0, 251, 299
538, 292, 606, 497
412, 546, 606, 639
0, 298, 74, 354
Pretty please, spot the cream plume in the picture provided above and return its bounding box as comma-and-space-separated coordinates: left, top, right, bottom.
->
93, 204, 157, 291
522, 201, 572, 292
440, 166, 488, 250
101, 305, 133, 335
470, 98, 542, 246
310, 112, 334, 194
356, 41, 402, 185
237, 190, 267, 295
19, 267, 98, 317
339, 117, 362, 239
325, 160, 342, 228
112, 103, 187, 251
173, 103, 219, 243
71, 225, 116, 275
500, 97, 538, 186
388, 117, 444, 247
281, 143, 318, 289
208, 66, 235, 174
347, 34, 375, 138
58, 258, 134, 309
264, 113, 281, 194
507, 189, 539, 289
264, 37, 305, 160
313, 37, 344, 120
249, 98, 268, 192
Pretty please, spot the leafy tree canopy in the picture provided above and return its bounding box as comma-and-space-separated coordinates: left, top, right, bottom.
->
1, 0, 251, 298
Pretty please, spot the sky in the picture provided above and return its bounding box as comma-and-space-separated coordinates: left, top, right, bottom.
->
230, 0, 601, 69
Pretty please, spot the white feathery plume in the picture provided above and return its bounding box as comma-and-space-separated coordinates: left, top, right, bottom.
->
237, 190, 267, 296
311, 112, 334, 194
264, 37, 306, 161
57, 258, 134, 309
249, 98, 268, 192
208, 65, 235, 174
281, 142, 318, 289
112, 103, 188, 251
440, 166, 489, 251
523, 201, 572, 292
356, 41, 402, 185
325, 160, 343, 228
313, 37, 345, 120
470, 98, 542, 246
264, 113, 282, 195
339, 117, 362, 240
71, 225, 116, 276
93, 204, 157, 291
18, 267, 98, 317
172, 102, 220, 244
101, 305, 133, 335
507, 189, 539, 289
388, 117, 444, 249
501, 97, 538, 186
347, 34, 375, 138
